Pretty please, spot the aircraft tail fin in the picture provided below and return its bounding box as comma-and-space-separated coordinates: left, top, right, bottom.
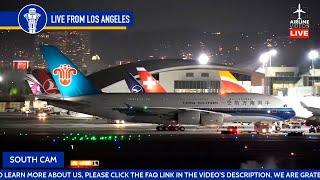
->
219, 71, 248, 93
25, 74, 43, 95
40, 45, 100, 97
136, 67, 166, 93
125, 72, 145, 93
35, 70, 59, 95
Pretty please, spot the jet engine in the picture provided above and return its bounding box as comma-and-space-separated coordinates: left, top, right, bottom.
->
200, 113, 224, 126
178, 111, 201, 124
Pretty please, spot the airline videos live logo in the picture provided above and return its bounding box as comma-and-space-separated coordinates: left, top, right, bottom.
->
289, 3, 309, 38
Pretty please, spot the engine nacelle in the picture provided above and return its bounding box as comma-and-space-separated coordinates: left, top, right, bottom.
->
200, 113, 224, 126
178, 111, 201, 125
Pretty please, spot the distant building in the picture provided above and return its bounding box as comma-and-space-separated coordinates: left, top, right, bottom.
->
34, 31, 91, 72
115, 60, 131, 66
12, 60, 30, 70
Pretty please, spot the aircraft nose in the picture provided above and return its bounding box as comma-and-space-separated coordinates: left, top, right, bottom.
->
281, 108, 296, 120
288, 108, 296, 119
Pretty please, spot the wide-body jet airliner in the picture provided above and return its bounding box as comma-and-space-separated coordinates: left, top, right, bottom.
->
39, 46, 296, 130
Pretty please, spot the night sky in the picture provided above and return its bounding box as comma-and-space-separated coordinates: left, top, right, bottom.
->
2, 0, 320, 32
1, 0, 320, 68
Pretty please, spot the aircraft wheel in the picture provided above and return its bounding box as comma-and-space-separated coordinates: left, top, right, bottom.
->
275, 127, 281, 131
156, 126, 161, 131
179, 126, 185, 131
162, 126, 168, 131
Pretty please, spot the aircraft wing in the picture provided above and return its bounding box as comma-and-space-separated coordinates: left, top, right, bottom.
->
22, 94, 62, 100
303, 107, 320, 115
300, 102, 319, 115
40, 99, 90, 111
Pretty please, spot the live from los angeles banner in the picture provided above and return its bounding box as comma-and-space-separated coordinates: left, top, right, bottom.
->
0, 4, 134, 33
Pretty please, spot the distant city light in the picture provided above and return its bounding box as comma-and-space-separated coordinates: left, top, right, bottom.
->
198, 54, 209, 64
308, 50, 319, 60
91, 54, 100, 61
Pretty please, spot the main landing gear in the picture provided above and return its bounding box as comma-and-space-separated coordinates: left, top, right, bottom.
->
156, 124, 185, 131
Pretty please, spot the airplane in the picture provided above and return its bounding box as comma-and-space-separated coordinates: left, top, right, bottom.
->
299, 101, 320, 126
39, 45, 296, 131
300, 101, 320, 116
136, 67, 167, 93
125, 72, 145, 93
293, 3, 305, 20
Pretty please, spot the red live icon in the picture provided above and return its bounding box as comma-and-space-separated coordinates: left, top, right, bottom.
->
289, 28, 309, 38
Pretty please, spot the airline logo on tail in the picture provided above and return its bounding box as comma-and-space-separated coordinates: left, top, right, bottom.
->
53, 64, 77, 86
40, 46, 100, 97
132, 85, 144, 93
35, 70, 58, 95
25, 74, 42, 95
43, 79, 57, 94
124, 72, 145, 93
26, 71, 60, 95
136, 67, 166, 93
219, 71, 248, 93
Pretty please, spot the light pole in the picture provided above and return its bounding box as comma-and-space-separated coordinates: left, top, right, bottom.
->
9, 81, 14, 101
259, 49, 276, 95
259, 52, 270, 95
308, 50, 319, 76
268, 49, 277, 67
260, 49, 277, 68
259, 53, 269, 69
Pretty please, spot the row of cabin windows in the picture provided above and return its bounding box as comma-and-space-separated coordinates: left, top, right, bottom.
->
127, 98, 169, 101
128, 98, 151, 101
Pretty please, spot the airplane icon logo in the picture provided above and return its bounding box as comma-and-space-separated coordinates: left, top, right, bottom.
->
293, 3, 306, 20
